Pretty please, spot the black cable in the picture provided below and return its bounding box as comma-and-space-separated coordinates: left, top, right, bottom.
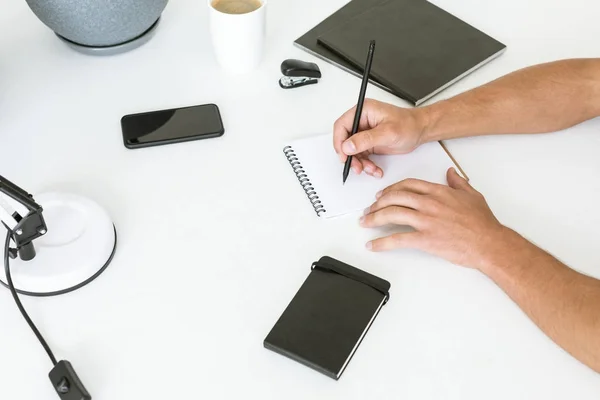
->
0, 226, 117, 297
4, 232, 57, 366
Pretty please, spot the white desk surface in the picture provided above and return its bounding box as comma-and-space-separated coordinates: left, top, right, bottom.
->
1, 0, 600, 398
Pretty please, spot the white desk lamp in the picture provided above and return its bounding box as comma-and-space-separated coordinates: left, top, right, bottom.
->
0, 176, 116, 296
0, 175, 117, 399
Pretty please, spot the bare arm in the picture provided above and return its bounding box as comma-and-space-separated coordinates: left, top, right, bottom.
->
334, 59, 600, 372
360, 169, 600, 373
425, 60, 600, 369
333, 58, 600, 178
483, 229, 600, 372
423, 58, 600, 142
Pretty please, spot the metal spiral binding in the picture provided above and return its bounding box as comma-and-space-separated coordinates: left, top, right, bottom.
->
283, 146, 326, 217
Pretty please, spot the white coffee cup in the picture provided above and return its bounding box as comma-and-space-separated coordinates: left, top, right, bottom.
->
208, 0, 267, 74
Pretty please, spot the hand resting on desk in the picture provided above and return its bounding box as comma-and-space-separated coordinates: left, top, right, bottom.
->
333, 58, 600, 374
360, 167, 504, 269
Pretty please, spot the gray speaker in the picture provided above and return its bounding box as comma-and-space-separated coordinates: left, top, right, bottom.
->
25, 0, 169, 55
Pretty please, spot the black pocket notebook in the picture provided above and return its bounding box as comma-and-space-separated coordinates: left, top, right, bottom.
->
264, 256, 391, 380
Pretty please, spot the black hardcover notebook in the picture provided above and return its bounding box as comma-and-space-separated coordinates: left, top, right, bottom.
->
296, 0, 506, 105
294, 0, 387, 86
264, 256, 390, 380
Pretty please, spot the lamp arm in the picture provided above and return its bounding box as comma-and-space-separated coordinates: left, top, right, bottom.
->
0, 176, 47, 261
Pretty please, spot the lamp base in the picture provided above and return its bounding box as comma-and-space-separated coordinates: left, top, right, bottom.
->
55, 17, 160, 56
1, 192, 117, 297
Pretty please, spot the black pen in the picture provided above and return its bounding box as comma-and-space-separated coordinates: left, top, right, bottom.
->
343, 40, 376, 184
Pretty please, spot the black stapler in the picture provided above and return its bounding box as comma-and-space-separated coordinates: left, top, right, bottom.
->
279, 59, 322, 89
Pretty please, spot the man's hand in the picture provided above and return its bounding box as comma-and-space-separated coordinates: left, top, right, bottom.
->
333, 99, 429, 178
337, 59, 600, 374
362, 167, 600, 373
333, 60, 600, 178
360, 167, 508, 270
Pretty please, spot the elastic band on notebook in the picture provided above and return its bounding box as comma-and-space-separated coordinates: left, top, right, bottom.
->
311, 261, 390, 304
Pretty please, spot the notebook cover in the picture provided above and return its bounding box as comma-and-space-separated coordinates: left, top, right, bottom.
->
264, 256, 390, 379
293, 0, 394, 94
317, 0, 507, 105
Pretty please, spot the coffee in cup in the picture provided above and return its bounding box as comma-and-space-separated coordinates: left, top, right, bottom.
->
211, 0, 262, 15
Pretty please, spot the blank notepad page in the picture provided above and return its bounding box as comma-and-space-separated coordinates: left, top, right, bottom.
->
283, 134, 461, 219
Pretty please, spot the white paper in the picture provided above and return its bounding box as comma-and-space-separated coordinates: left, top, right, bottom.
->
285, 134, 460, 218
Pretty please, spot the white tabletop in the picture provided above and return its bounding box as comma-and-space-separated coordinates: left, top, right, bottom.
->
2, 0, 600, 398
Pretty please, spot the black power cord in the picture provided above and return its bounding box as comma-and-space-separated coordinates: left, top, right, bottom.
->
3, 232, 57, 365
4, 231, 101, 399
1, 176, 104, 398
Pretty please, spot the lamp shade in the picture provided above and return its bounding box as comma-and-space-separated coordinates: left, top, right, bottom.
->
25, 0, 169, 47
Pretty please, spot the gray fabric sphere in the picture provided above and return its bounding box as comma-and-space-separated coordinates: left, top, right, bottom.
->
25, 0, 169, 47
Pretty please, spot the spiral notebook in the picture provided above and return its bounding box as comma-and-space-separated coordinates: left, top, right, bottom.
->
283, 134, 465, 218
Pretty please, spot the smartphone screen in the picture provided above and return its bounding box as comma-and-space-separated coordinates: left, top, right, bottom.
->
121, 104, 224, 149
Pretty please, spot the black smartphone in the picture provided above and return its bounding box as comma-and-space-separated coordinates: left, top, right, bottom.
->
121, 103, 224, 149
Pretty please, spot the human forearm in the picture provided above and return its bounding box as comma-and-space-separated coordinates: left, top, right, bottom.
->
360, 167, 600, 371
481, 228, 600, 372
420, 58, 600, 142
